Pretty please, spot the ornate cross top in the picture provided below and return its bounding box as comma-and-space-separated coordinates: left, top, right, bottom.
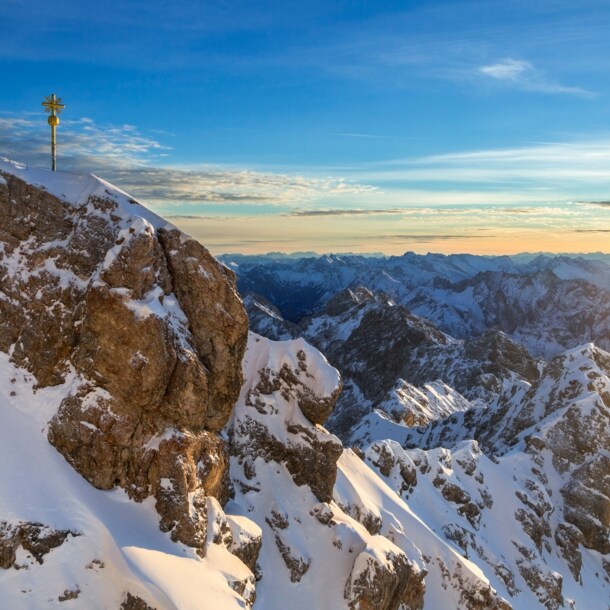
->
42, 93, 65, 116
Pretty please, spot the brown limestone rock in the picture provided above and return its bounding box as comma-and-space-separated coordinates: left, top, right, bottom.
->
160, 352, 210, 429
0, 521, 80, 569
72, 284, 178, 409
152, 430, 231, 548
226, 516, 263, 574
100, 223, 171, 299
232, 416, 342, 503
345, 541, 426, 610
157, 228, 248, 432
1, 171, 249, 553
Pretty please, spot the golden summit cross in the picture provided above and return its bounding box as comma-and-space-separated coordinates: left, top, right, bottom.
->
42, 93, 65, 171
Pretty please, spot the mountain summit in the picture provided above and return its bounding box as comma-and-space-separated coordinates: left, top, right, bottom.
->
0, 159, 513, 609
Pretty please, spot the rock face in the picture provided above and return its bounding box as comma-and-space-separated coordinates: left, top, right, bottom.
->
344, 540, 426, 610
0, 521, 79, 569
0, 167, 248, 553
230, 334, 343, 503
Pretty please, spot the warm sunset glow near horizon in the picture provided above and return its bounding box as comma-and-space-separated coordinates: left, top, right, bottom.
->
171, 214, 610, 256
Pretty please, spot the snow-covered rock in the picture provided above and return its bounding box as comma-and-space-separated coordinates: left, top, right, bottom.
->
357, 344, 610, 609
226, 252, 610, 358
0, 158, 249, 556
227, 333, 509, 610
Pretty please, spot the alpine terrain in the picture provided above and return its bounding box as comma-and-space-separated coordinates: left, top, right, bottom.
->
0, 157, 608, 610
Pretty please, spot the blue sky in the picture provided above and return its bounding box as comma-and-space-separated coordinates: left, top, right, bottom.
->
1, 0, 610, 253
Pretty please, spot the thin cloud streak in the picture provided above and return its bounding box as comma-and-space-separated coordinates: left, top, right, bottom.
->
356, 234, 489, 242
477, 58, 592, 96
288, 208, 408, 217
108, 167, 374, 205
356, 140, 610, 195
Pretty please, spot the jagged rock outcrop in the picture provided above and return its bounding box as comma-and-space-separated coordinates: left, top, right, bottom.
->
230, 334, 343, 502
0, 521, 80, 569
344, 539, 426, 610
120, 593, 157, 610
323, 302, 449, 403
228, 333, 511, 610
357, 344, 610, 608
376, 380, 472, 428
0, 167, 248, 554
243, 293, 298, 341
228, 334, 431, 610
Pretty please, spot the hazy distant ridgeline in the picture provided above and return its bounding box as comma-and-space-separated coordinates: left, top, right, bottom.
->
220, 252, 610, 358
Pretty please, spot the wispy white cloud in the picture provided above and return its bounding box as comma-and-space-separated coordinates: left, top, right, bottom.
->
479, 58, 531, 81
109, 167, 375, 205
288, 208, 410, 217
0, 113, 376, 206
477, 58, 592, 96
357, 139, 610, 195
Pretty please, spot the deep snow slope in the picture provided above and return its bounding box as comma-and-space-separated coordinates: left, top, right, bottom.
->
0, 352, 255, 609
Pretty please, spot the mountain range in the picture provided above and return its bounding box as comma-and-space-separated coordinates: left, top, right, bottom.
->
0, 157, 608, 609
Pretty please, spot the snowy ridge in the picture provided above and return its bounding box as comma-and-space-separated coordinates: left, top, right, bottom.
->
225, 252, 610, 357
0, 158, 171, 231
227, 333, 509, 610
374, 380, 473, 427
352, 344, 610, 609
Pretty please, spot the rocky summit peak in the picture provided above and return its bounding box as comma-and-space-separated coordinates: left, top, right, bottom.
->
0, 159, 249, 554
